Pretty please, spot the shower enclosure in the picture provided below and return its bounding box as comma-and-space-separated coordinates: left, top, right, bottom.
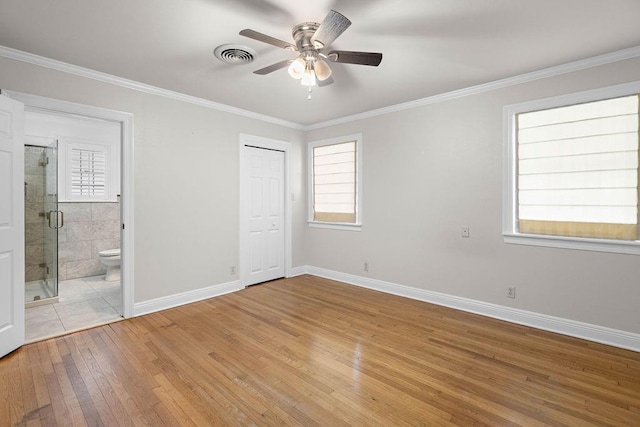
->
24, 139, 60, 305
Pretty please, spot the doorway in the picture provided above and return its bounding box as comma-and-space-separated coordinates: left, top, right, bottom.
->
7, 90, 135, 343
239, 134, 292, 287
23, 110, 123, 340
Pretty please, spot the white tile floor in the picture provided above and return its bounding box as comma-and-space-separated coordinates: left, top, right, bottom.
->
25, 275, 122, 342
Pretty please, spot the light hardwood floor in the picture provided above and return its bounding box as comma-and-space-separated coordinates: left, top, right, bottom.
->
2, 275, 639, 426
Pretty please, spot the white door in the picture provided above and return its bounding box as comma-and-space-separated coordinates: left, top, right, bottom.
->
0, 94, 25, 358
244, 146, 285, 286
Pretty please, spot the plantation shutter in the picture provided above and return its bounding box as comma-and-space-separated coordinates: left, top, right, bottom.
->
517, 95, 639, 240
69, 144, 107, 199
313, 140, 357, 223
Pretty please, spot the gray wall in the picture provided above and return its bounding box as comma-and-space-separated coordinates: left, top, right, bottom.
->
304, 57, 640, 335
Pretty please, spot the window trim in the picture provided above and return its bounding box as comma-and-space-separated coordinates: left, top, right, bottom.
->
308, 133, 363, 231
503, 81, 640, 255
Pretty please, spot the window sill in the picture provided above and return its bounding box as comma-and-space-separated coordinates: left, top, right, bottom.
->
503, 232, 640, 255
58, 199, 119, 203
308, 221, 362, 232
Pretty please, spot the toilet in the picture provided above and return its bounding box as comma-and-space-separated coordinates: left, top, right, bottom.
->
98, 249, 121, 281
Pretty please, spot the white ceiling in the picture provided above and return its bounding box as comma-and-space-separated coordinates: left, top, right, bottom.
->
1, 0, 639, 126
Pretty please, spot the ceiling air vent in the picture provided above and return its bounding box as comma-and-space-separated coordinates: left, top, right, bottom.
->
214, 44, 256, 64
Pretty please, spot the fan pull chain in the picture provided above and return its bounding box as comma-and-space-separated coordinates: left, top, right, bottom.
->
308, 86, 312, 100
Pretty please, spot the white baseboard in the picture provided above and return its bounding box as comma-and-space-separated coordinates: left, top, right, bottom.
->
298, 265, 640, 353
134, 280, 243, 317
290, 266, 308, 277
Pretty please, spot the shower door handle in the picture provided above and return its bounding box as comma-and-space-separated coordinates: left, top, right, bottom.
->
47, 210, 56, 229
46, 210, 64, 229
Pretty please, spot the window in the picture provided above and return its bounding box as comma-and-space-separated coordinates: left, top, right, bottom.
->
70, 145, 106, 198
309, 134, 362, 230
504, 82, 640, 254
59, 138, 119, 202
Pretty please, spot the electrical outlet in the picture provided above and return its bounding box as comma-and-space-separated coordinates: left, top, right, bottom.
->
230, 266, 236, 275
462, 226, 470, 238
507, 286, 516, 298
364, 261, 369, 272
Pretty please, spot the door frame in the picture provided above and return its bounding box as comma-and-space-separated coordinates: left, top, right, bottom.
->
7, 91, 135, 318
239, 134, 291, 287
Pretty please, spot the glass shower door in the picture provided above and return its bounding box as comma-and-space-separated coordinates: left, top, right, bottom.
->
43, 140, 58, 298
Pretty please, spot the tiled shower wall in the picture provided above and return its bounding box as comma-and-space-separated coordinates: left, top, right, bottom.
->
24, 146, 46, 282
58, 202, 120, 281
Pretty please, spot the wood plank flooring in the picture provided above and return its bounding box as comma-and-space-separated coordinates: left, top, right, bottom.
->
2, 275, 639, 426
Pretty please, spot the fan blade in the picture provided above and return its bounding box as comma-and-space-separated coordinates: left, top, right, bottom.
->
240, 29, 296, 51
253, 59, 293, 75
317, 76, 334, 87
327, 51, 382, 66
310, 10, 351, 48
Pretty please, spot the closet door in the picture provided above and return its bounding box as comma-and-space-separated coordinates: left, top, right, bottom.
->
243, 146, 285, 286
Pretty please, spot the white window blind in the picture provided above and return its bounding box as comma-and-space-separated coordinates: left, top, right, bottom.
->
71, 147, 106, 197
313, 140, 357, 223
517, 94, 639, 240
60, 139, 113, 201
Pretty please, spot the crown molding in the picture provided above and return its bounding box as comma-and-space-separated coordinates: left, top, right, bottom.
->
304, 45, 640, 130
0, 45, 305, 131
2, 44, 639, 133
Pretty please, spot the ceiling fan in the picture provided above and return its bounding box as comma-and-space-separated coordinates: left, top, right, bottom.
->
239, 10, 382, 96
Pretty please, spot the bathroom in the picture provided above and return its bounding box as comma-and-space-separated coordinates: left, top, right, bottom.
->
24, 109, 123, 341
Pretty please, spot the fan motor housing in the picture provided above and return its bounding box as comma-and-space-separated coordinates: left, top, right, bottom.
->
292, 22, 320, 50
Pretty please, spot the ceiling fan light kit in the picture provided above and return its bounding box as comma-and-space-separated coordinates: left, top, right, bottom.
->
288, 55, 331, 85
313, 58, 332, 80
287, 57, 305, 79
240, 10, 382, 99
301, 68, 316, 87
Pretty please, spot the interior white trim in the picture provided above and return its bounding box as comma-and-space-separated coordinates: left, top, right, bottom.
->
290, 266, 307, 277
7, 90, 135, 318
239, 134, 293, 286
306, 45, 640, 130
295, 265, 640, 353
2, 44, 639, 132
134, 280, 243, 317
307, 221, 363, 231
0, 45, 304, 131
